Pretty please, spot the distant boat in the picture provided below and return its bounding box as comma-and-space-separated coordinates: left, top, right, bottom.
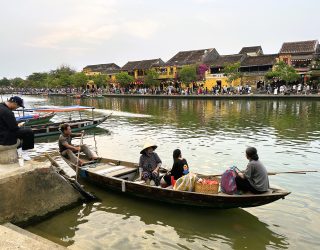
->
24, 106, 110, 137
85, 94, 104, 98
61, 156, 290, 209
16, 112, 55, 125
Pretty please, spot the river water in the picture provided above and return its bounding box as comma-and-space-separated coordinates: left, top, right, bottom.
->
19, 95, 319, 249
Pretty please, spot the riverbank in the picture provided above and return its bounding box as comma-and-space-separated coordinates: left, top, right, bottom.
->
0, 223, 66, 249
0, 159, 83, 248
101, 93, 320, 99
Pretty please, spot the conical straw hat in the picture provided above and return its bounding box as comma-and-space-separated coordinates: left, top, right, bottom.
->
140, 142, 157, 154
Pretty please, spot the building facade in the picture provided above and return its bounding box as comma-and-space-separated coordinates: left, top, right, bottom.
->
82, 63, 121, 82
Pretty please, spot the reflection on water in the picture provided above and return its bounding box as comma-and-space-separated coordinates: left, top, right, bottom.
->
27, 185, 288, 250
24, 96, 320, 249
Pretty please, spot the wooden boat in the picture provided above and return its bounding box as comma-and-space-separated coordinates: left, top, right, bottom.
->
30, 116, 108, 138
61, 156, 290, 209
16, 112, 55, 125
85, 94, 104, 98
25, 105, 110, 138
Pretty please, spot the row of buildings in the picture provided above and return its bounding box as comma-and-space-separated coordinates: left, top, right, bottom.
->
82, 40, 320, 90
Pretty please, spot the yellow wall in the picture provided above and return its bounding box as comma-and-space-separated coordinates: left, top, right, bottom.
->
152, 66, 177, 79
204, 76, 241, 89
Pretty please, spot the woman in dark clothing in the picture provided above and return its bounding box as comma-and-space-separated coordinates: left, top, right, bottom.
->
162, 149, 189, 187
235, 147, 269, 194
139, 142, 162, 186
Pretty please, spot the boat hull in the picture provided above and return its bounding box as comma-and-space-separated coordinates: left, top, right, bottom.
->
31, 116, 108, 138
63, 157, 290, 209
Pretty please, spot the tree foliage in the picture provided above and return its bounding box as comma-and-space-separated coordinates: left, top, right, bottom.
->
179, 65, 197, 83
89, 74, 107, 88
222, 62, 242, 84
71, 72, 88, 88
115, 72, 134, 87
265, 61, 300, 83
144, 69, 159, 87
0, 77, 11, 87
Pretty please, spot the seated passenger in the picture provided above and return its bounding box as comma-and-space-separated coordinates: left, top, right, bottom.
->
59, 124, 98, 166
139, 142, 162, 186
235, 147, 269, 194
0, 96, 34, 160
162, 149, 189, 187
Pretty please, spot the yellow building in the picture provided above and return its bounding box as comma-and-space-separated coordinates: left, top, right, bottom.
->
278, 40, 318, 75
156, 48, 220, 85
82, 63, 121, 82
204, 46, 276, 90
205, 54, 245, 89
121, 59, 165, 81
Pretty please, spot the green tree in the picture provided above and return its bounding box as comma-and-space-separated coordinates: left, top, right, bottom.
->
49, 65, 76, 77
48, 65, 75, 87
115, 72, 134, 87
90, 74, 107, 88
144, 69, 159, 87
71, 72, 88, 88
10, 77, 25, 88
222, 62, 242, 84
27, 72, 49, 87
178, 65, 197, 83
0, 77, 11, 87
265, 61, 300, 83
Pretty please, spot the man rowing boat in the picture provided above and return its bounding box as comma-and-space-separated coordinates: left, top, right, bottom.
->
59, 123, 98, 166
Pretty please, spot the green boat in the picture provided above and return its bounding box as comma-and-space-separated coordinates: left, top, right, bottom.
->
25, 105, 110, 138
16, 112, 55, 125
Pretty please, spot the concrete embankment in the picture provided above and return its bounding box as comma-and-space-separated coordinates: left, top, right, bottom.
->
0, 223, 66, 249
0, 160, 82, 225
102, 93, 320, 99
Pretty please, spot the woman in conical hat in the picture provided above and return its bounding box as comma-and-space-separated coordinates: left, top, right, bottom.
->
139, 142, 162, 186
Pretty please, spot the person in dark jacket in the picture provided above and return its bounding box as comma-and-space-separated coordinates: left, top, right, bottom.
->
161, 149, 189, 187
0, 96, 34, 159
139, 142, 162, 186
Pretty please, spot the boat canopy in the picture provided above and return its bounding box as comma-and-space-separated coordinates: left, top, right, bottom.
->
22, 105, 95, 113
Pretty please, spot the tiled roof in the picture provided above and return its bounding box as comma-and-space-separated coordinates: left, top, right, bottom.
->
166, 48, 219, 66
240, 54, 277, 67
279, 40, 318, 54
210, 54, 245, 67
83, 63, 121, 74
239, 46, 263, 55
122, 59, 165, 71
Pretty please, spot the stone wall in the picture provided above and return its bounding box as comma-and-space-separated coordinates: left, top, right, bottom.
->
0, 161, 82, 224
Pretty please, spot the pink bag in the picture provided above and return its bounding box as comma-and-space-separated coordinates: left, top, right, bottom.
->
221, 168, 237, 194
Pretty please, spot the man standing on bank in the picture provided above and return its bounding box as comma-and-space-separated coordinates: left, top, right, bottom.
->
0, 96, 34, 160
59, 123, 98, 166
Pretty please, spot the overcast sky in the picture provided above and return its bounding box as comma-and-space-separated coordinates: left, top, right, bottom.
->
0, 0, 319, 78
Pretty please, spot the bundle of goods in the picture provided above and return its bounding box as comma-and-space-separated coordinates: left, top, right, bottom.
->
195, 178, 220, 194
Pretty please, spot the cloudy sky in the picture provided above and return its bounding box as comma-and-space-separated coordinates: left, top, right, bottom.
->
1, 0, 319, 78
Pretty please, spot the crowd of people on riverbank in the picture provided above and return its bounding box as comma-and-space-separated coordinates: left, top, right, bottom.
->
1, 82, 319, 97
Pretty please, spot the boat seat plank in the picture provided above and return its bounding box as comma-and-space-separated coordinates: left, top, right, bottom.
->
87, 164, 137, 177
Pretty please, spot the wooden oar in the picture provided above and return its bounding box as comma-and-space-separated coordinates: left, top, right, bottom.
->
45, 153, 98, 202
197, 170, 318, 178
267, 170, 318, 175
75, 132, 84, 182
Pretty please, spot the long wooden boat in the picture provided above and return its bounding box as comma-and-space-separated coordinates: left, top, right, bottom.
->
62, 156, 290, 209
30, 116, 108, 138
16, 112, 55, 125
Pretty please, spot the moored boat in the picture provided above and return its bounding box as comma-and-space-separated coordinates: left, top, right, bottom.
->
25, 105, 110, 137
16, 112, 55, 125
30, 116, 108, 137
61, 156, 290, 209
